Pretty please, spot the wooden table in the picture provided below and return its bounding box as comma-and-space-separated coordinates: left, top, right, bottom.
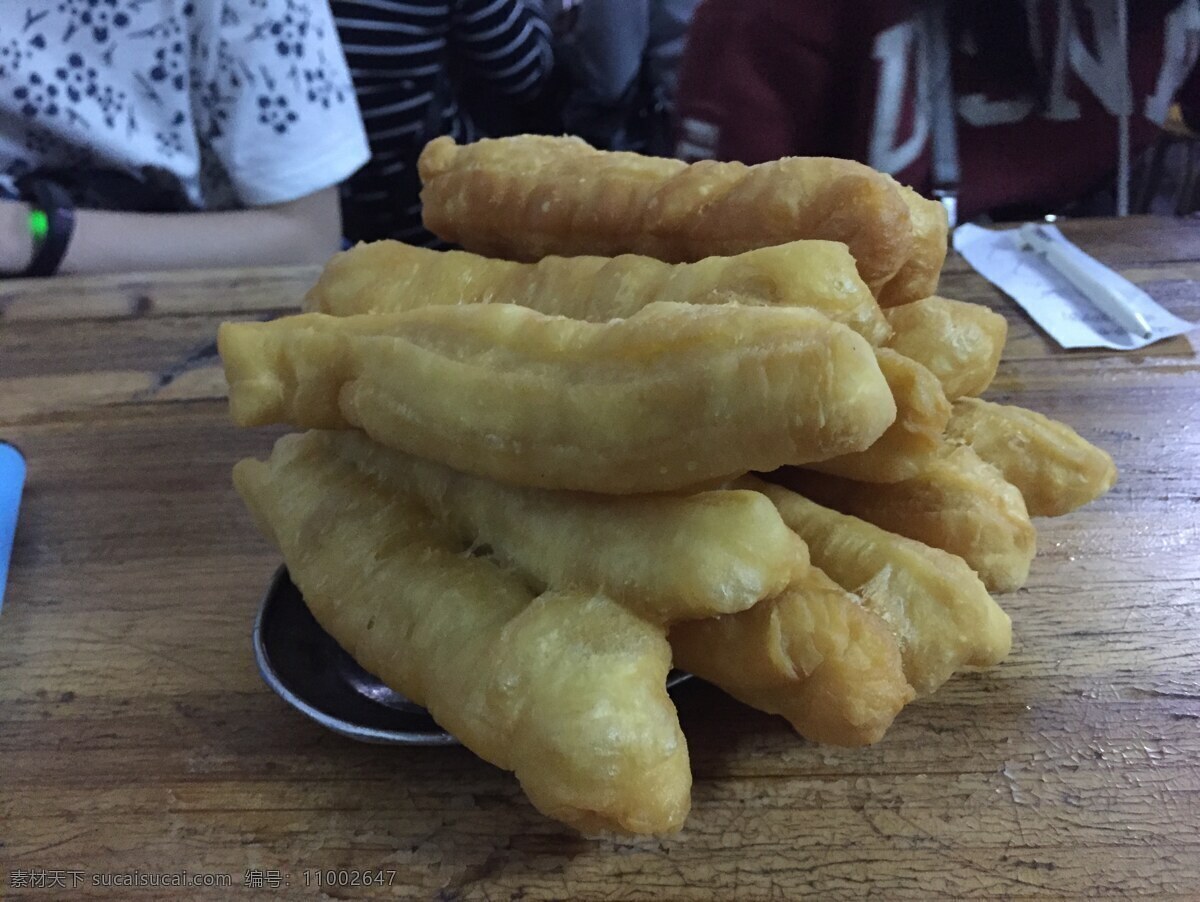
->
2, 217, 1198, 900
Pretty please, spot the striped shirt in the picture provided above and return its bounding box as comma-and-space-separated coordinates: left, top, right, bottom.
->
333, 0, 553, 244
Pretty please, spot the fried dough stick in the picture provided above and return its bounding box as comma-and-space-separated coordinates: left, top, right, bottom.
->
744, 477, 1012, 696
234, 433, 691, 835
876, 186, 950, 308
321, 430, 806, 623
307, 246, 916, 485
883, 297, 1008, 399
332, 432, 910, 744
305, 239, 891, 345
304, 245, 924, 483
219, 302, 896, 494
781, 445, 1036, 594
670, 567, 914, 746
946, 398, 1118, 516
804, 348, 951, 483
418, 135, 926, 301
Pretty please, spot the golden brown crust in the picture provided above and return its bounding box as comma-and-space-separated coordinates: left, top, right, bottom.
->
744, 476, 1012, 696
670, 567, 914, 746
234, 432, 691, 835
782, 444, 1037, 594
805, 348, 952, 483
419, 135, 915, 296
875, 184, 949, 308
884, 297, 1008, 399
946, 398, 1118, 516
323, 429, 808, 624
218, 302, 897, 494
304, 238, 892, 345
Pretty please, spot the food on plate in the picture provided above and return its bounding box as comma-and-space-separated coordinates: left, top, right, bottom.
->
670, 566, 915, 747
218, 301, 896, 494
781, 444, 1036, 594
305, 239, 892, 345
235, 432, 691, 835
419, 134, 930, 301
883, 296, 1008, 399
219, 134, 1124, 836
875, 186, 950, 308
805, 348, 952, 483
946, 398, 1118, 516
321, 429, 806, 623
746, 477, 1012, 696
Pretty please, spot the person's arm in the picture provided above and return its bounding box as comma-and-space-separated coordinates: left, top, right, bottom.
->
450, 0, 555, 101
0, 186, 341, 276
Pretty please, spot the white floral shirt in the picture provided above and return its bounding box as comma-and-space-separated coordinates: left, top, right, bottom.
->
0, 0, 369, 210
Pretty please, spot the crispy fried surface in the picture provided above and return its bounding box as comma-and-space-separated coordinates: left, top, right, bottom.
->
321, 430, 807, 623
670, 566, 914, 746
305, 239, 891, 345
947, 398, 1118, 516
883, 297, 1008, 400
218, 137, 1124, 834
219, 302, 896, 494
745, 477, 1011, 696
782, 444, 1037, 594
806, 348, 951, 483
875, 185, 949, 308
418, 135, 916, 297
234, 433, 691, 835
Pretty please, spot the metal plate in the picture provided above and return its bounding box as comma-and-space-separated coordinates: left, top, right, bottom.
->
254, 566, 692, 746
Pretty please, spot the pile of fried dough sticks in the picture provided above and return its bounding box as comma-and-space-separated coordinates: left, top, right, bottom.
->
220, 135, 1117, 836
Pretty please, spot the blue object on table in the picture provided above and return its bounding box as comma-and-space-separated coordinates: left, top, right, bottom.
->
0, 442, 25, 613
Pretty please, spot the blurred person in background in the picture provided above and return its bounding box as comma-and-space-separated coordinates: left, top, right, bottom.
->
674, 0, 1200, 223
0, 1, 369, 277
552, 0, 700, 154
333, 0, 554, 246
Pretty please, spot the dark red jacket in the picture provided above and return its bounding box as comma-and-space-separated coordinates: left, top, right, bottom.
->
675, 0, 1200, 217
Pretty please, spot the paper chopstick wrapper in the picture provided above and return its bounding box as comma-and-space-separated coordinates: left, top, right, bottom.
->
953, 223, 1196, 350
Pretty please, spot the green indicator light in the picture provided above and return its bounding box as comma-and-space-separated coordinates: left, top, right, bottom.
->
28, 209, 49, 242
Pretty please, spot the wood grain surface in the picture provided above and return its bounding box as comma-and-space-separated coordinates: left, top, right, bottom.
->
1, 217, 1198, 900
